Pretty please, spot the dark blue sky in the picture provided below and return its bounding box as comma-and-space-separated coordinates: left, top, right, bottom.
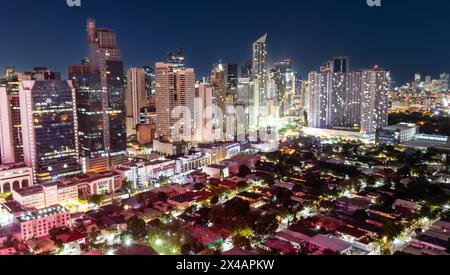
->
1, 0, 449, 84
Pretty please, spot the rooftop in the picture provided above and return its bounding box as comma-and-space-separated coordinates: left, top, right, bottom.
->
18, 205, 68, 222
382, 123, 418, 131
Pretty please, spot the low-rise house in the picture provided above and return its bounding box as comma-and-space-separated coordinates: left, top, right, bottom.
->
335, 225, 367, 242
335, 197, 371, 215
188, 226, 226, 249
167, 191, 211, 209
393, 199, 421, 213
117, 244, 158, 255
309, 234, 353, 255
217, 180, 239, 190
236, 192, 266, 208
262, 239, 297, 255
411, 234, 449, 253
431, 218, 450, 233
56, 230, 86, 255
367, 205, 400, 220
222, 247, 259, 256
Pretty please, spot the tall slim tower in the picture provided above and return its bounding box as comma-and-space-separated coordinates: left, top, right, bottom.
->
126, 67, 147, 137
72, 19, 127, 173
251, 34, 268, 130
211, 62, 228, 117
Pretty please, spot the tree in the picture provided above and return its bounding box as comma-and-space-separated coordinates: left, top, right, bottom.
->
304, 172, 323, 189
224, 198, 250, 218
194, 183, 205, 191
238, 165, 252, 178
274, 187, 293, 207
158, 176, 169, 186
254, 213, 280, 236
381, 222, 404, 242
353, 210, 369, 222
293, 184, 303, 193
210, 195, 219, 206
157, 192, 169, 202
232, 235, 251, 250
127, 216, 148, 239
49, 227, 69, 241
3, 236, 19, 248
88, 194, 104, 206
237, 181, 250, 193
122, 179, 134, 197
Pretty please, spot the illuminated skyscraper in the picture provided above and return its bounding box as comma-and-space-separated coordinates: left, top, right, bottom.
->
331, 56, 349, 74
194, 83, 215, 143
360, 68, 390, 134
226, 64, 239, 97
155, 63, 195, 141
167, 48, 185, 71
307, 62, 389, 134
19, 80, 81, 183
71, 19, 127, 173
0, 73, 23, 164
126, 67, 148, 137
251, 34, 268, 130
211, 62, 228, 116
271, 59, 296, 117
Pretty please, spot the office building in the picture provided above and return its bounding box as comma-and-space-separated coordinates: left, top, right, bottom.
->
70, 19, 127, 173
19, 80, 81, 183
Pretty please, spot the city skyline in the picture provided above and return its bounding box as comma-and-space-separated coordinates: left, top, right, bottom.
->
0, 0, 450, 259
0, 0, 449, 84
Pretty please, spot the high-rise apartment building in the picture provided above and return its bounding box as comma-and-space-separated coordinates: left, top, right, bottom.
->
360, 68, 390, 134
155, 63, 195, 141
307, 63, 390, 134
126, 67, 148, 137
195, 83, 216, 143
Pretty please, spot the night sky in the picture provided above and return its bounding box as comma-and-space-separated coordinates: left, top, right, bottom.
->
1, 0, 449, 84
